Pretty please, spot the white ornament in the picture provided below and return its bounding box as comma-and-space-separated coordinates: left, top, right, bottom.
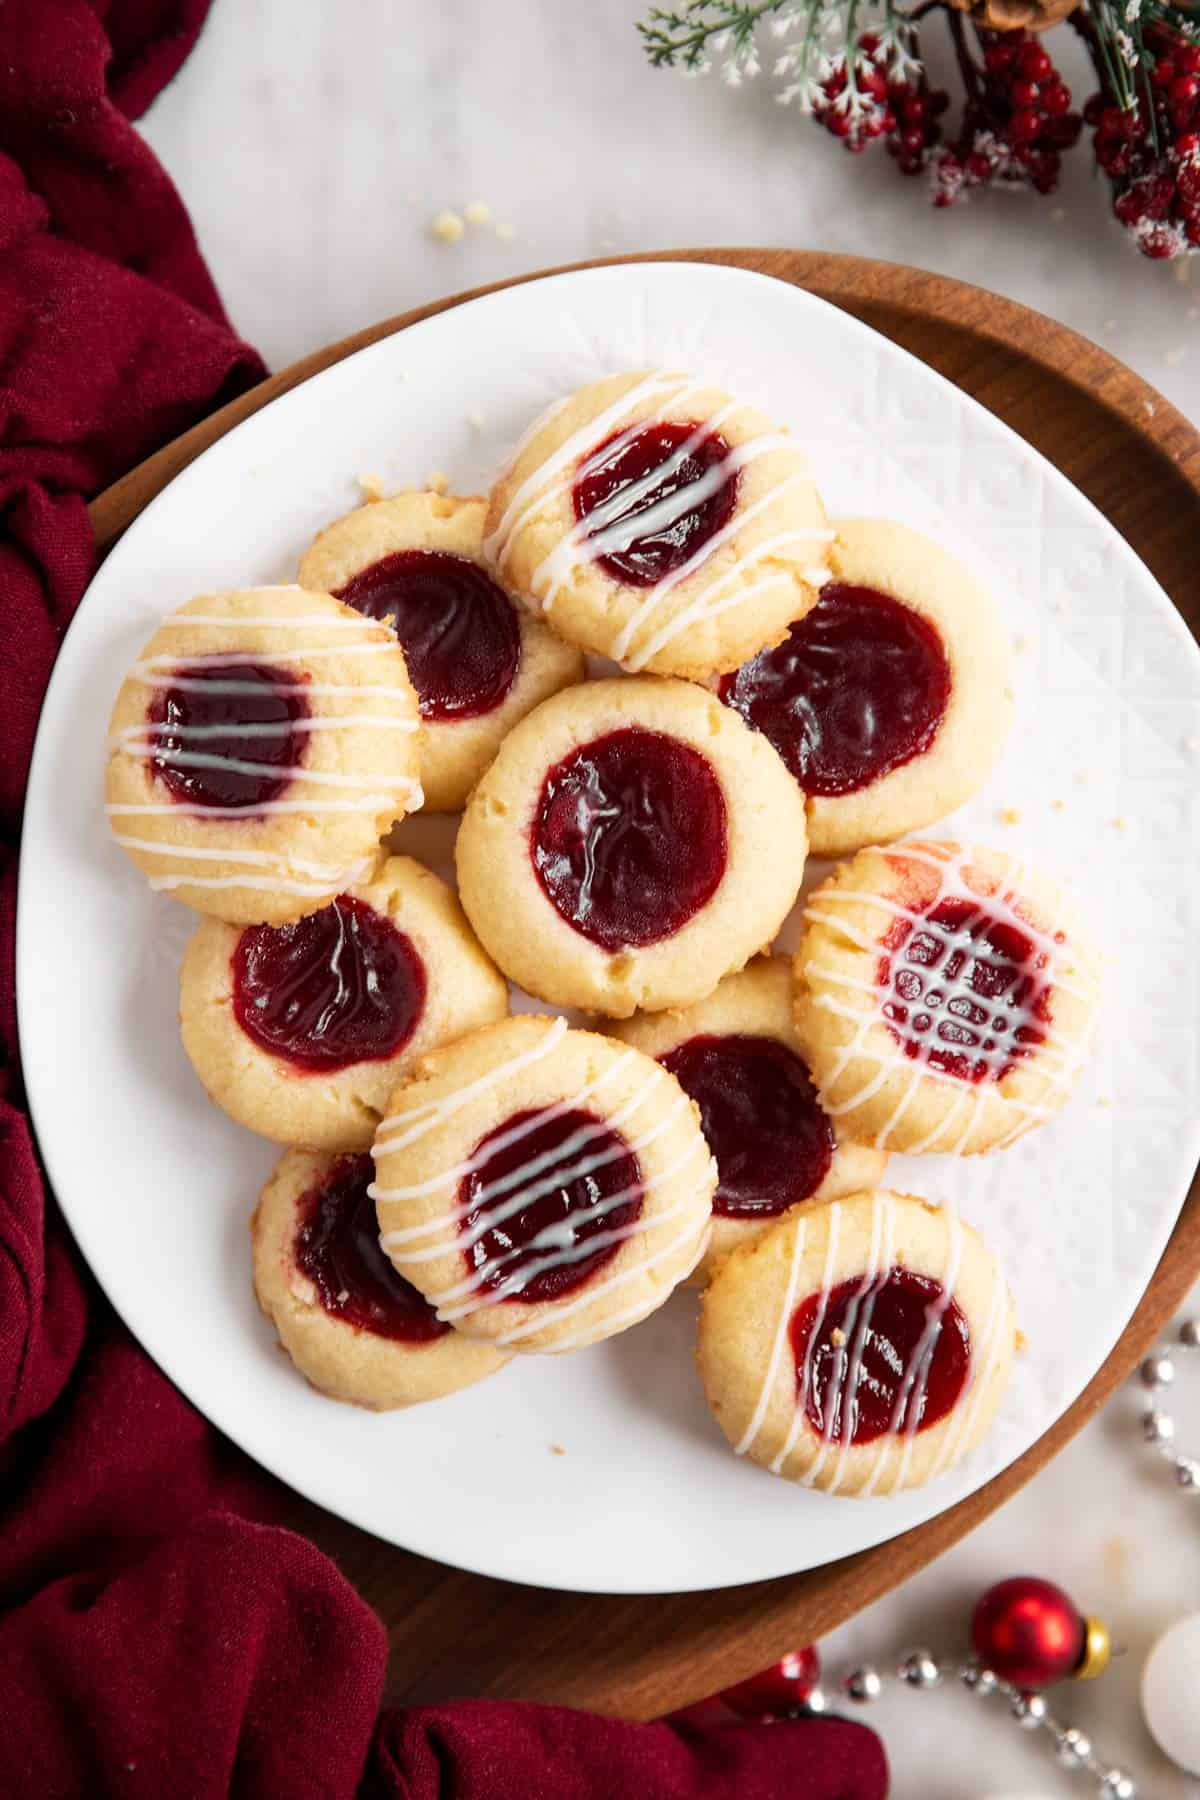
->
1143, 1613, 1200, 1774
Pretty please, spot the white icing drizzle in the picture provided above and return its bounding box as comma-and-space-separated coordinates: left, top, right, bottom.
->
737, 1189, 1000, 1495
804, 842, 1091, 1152
484, 371, 831, 669
111, 602, 420, 900
371, 1021, 709, 1338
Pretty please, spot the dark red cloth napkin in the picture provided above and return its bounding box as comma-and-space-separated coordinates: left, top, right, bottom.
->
0, 6, 888, 1795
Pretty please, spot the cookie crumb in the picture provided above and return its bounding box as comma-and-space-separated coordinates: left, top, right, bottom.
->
1111, 815, 1127, 831
1174, 256, 1193, 287
495, 221, 516, 242
430, 209, 464, 244
1050, 799, 1065, 813
550, 1443, 565, 1456
427, 470, 450, 495
1015, 1329, 1029, 1354
357, 472, 387, 502
1102, 1534, 1131, 1592
830, 1326, 847, 1348
463, 200, 491, 226
997, 806, 1021, 826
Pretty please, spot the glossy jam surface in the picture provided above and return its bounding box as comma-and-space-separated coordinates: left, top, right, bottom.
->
531, 727, 728, 950
659, 1034, 834, 1219
572, 420, 739, 587
335, 549, 521, 721
720, 584, 951, 797
148, 658, 309, 811
233, 895, 426, 1072
459, 1107, 643, 1305
878, 896, 1052, 1085
790, 1266, 970, 1445
295, 1153, 448, 1342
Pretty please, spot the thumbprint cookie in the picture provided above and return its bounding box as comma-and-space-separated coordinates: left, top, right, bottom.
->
252, 1149, 508, 1408
794, 840, 1101, 1155
105, 587, 422, 924
698, 1189, 1016, 1496
483, 370, 831, 679
180, 855, 508, 1151
720, 519, 1012, 857
455, 677, 808, 1017
298, 490, 585, 811
371, 1015, 716, 1353
610, 959, 886, 1278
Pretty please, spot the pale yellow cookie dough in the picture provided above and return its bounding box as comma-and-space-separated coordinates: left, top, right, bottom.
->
697, 1189, 1016, 1496
484, 371, 830, 679
180, 854, 508, 1151
793, 840, 1101, 1155
252, 1147, 508, 1409
372, 1015, 716, 1353
298, 490, 585, 811
805, 520, 1012, 856
609, 958, 885, 1277
105, 586, 421, 925
455, 677, 808, 1018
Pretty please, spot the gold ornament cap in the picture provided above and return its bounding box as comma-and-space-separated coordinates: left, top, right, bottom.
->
1075, 1616, 1112, 1681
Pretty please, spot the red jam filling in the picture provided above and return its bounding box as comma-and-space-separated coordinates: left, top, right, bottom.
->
790, 1266, 970, 1445
878, 896, 1053, 1085
148, 658, 309, 811
659, 1034, 834, 1220
719, 584, 952, 797
335, 549, 521, 721
233, 895, 426, 1072
459, 1107, 643, 1305
572, 420, 739, 587
294, 1153, 448, 1343
531, 726, 727, 950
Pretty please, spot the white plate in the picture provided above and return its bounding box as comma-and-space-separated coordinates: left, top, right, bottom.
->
18, 263, 1200, 1594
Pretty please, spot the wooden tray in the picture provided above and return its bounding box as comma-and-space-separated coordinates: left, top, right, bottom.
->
89, 250, 1200, 1719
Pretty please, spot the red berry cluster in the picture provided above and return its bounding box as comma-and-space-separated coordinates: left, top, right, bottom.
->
1086, 29, 1200, 258
930, 30, 1081, 207
813, 31, 948, 168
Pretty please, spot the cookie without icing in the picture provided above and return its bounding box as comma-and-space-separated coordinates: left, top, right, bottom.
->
105, 586, 422, 925
371, 1015, 716, 1354
455, 676, 808, 1018
298, 490, 585, 811
180, 854, 508, 1151
608, 959, 885, 1279
252, 1148, 508, 1409
793, 839, 1102, 1155
698, 1188, 1016, 1496
720, 518, 1012, 857
484, 370, 831, 679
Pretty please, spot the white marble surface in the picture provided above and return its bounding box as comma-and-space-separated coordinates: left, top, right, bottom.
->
138, 3, 1200, 1791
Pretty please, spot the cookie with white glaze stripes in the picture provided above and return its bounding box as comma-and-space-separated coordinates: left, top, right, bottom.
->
371, 1016, 715, 1353
792, 840, 1101, 1155
484, 370, 831, 678
105, 586, 422, 924
697, 1189, 1016, 1496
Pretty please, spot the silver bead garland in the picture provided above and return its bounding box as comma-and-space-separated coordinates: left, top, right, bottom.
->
811, 1650, 1136, 1796
1136, 1315, 1200, 1496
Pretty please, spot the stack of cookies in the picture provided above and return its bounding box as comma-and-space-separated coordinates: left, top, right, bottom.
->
103, 369, 1101, 1498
